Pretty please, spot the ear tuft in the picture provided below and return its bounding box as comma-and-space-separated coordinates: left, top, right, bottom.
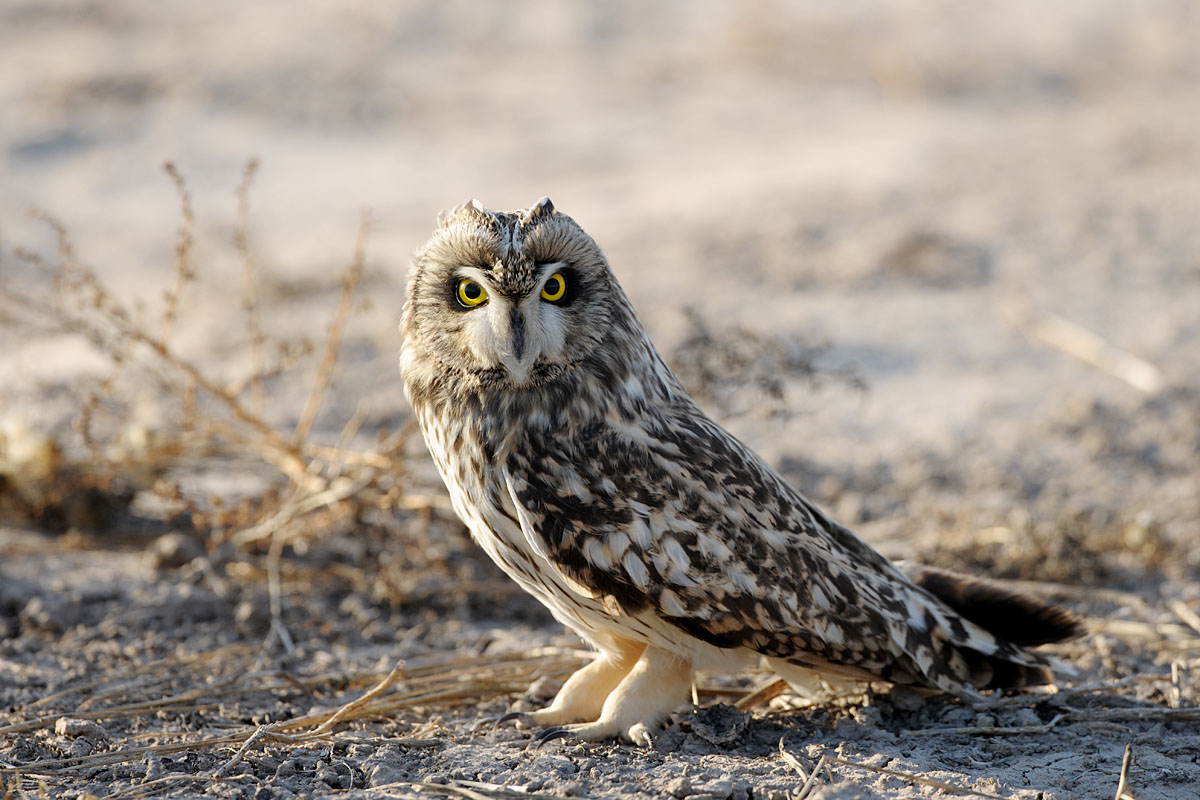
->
438, 199, 492, 227
523, 196, 555, 223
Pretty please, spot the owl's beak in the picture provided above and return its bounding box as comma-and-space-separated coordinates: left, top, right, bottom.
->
509, 306, 525, 362
492, 298, 539, 385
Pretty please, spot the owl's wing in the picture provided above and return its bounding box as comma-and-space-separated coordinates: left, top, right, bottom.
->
502, 404, 1071, 693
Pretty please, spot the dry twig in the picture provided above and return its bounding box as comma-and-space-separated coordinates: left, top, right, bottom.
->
736, 678, 790, 710
780, 739, 1021, 800
1007, 299, 1165, 395
778, 738, 828, 800
235, 157, 267, 417
906, 713, 1065, 737
1168, 599, 1200, 638
160, 162, 196, 345
378, 781, 576, 800
312, 660, 407, 735
823, 752, 1013, 799
1113, 743, 1134, 800
0, 647, 585, 788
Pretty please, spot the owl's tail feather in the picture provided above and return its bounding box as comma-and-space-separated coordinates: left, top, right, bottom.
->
910, 566, 1085, 646
909, 565, 1085, 690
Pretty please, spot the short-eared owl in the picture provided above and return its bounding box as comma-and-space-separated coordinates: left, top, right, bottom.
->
400, 198, 1082, 744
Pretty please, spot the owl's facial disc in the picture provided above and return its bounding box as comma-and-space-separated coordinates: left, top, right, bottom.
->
454, 264, 570, 386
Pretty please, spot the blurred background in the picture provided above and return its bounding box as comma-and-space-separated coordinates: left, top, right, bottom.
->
1, 0, 1198, 583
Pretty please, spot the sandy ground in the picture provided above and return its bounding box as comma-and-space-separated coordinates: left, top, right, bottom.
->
2, 2, 1199, 798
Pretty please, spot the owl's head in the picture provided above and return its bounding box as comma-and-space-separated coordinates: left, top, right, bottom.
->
402, 198, 626, 391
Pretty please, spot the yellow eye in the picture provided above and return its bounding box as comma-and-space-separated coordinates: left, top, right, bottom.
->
540, 272, 567, 302
456, 279, 488, 307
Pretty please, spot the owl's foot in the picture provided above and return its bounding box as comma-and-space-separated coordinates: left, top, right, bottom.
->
522, 639, 645, 727
530, 720, 656, 748
529, 645, 692, 745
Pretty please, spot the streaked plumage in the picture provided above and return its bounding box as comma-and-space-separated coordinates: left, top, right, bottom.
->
399, 198, 1082, 743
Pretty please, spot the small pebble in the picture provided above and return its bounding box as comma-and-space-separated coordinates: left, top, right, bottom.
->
666, 775, 693, 798
54, 717, 108, 739
525, 676, 562, 702
364, 762, 407, 788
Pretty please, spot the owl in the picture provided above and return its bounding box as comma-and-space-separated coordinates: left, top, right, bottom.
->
399, 198, 1082, 745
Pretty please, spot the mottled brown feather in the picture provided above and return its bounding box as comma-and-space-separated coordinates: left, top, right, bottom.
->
400, 198, 1084, 701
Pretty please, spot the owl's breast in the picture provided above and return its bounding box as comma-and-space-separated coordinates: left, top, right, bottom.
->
410, 397, 628, 640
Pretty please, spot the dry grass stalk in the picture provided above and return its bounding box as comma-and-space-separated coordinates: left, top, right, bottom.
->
1113, 743, 1134, 800
778, 737, 826, 800
208, 723, 274, 778
380, 780, 577, 800
312, 660, 407, 735
102, 771, 256, 800
795, 755, 828, 800
823, 752, 1012, 800
906, 714, 1066, 737
1006, 299, 1166, 395
1066, 706, 1200, 723
736, 678, 790, 710
264, 532, 296, 655
160, 161, 196, 346
7, 214, 309, 482
0, 647, 586, 789
780, 740, 1018, 800
230, 435, 406, 548
0, 165, 440, 598
1169, 661, 1186, 708
235, 157, 267, 418
1021, 671, 1179, 701
1168, 599, 1200, 637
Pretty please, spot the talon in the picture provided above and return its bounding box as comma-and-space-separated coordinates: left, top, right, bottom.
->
530, 726, 574, 750
628, 722, 654, 747
471, 715, 500, 733
493, 711, 529, 731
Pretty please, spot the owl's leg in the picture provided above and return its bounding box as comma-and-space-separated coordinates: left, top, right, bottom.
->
527, 638, 645, 726
551, 645, 693, 745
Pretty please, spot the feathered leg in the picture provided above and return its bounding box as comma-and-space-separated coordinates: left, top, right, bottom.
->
529, 638, 645, 726
553, 645, 692, 745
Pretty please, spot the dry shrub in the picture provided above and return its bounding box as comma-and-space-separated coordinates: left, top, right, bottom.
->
0, 161, 502, 624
